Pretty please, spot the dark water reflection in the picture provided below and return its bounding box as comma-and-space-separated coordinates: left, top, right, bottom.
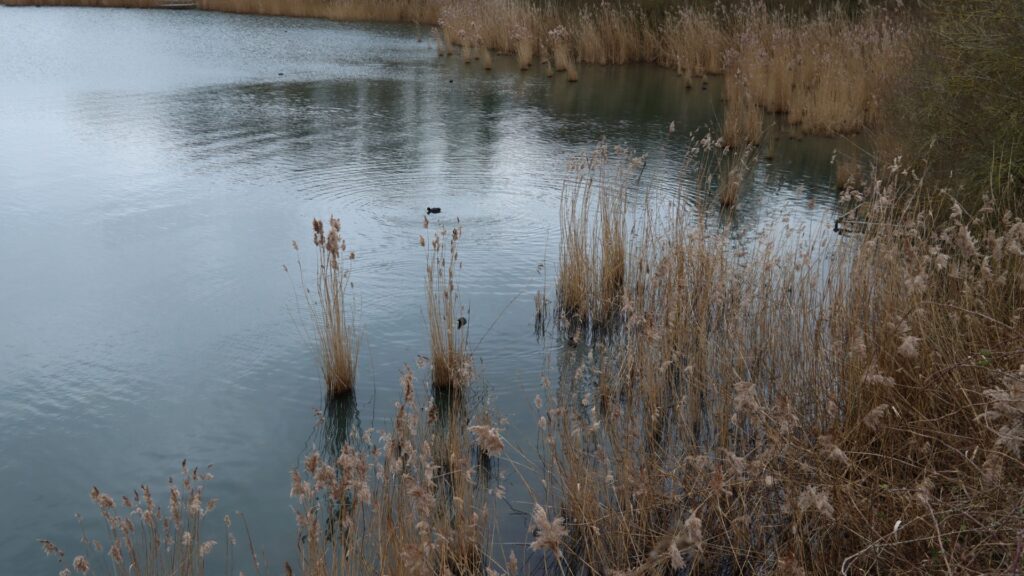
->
0, 6, 849, 572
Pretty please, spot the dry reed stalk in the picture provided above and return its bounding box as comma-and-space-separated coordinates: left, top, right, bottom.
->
425, 224, 470, 390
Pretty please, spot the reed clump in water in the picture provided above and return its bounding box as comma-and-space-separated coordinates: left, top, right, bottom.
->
303, 217, 359, 396
425, 223, 470, 390
719, 145, 756, 207
557, 144, 640, 328
548, 25, 571, 72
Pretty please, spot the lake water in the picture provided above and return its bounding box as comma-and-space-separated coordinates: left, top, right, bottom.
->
0, 6, 846, 572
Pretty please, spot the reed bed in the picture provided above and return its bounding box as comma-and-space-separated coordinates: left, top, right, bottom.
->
424, 223, 471, 390
434, 0, 911, 135
533, 152, 1024, 574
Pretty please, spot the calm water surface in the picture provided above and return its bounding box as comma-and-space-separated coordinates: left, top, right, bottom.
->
0, 6, 845, 572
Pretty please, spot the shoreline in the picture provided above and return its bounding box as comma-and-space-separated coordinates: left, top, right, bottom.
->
0, 0, 913, 139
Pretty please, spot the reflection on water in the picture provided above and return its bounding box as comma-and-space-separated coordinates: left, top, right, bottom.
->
318, 393, 362, 460
0, 6, 851, 573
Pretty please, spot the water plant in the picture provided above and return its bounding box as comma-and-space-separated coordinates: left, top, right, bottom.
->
424, 223, 470, 390
296, 217, 359, 396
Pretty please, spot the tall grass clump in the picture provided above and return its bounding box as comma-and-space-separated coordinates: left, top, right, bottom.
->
300, 217, 359, 396
424, 224, 470, 390
557, 144, 640, 328
288, 217, 358, 396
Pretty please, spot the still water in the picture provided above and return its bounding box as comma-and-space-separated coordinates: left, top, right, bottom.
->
0, 6, 844, 572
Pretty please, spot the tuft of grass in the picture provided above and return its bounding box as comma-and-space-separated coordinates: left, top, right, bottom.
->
557, 144, 641, 328
424, 223, 470, 390
290, 218, 359, 396
307, 217, 359, 395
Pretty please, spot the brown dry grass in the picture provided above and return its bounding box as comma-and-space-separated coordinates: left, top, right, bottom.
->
292, 217, 359, 396
534, 153, 1024, 574
557, 144, 641, 328
424, 223, 470, 390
